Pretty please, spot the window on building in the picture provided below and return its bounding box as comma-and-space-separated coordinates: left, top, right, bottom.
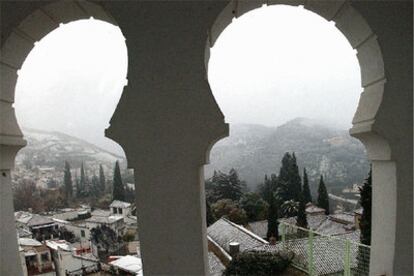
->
113, 207, 118, 214
118, 208, 123, 214
40, 252, 49, 262
81, 230, 85, 238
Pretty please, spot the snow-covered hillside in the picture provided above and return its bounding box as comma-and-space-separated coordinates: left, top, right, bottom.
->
15, 128, 125, 170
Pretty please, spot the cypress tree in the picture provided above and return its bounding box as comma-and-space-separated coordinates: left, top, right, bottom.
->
302, 168, 312, 204
290, 153, 302, 201
260, 174, 273, 204
63, 161, 73, 201
296, 193, 308, 228
357, 167, 372, 271
359, 168, 372, 245
79, 162, 86, 195
99, 164, 106, 192
112, 161, 125, 201
278, 152, 302, 202
317, 175, 329, 215
266, 193, 279, 240
91, 174, 100, 195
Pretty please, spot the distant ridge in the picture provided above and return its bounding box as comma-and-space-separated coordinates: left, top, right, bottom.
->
205, 118, 369, 192
16, 128, 125, 170
22, 127, 124, 159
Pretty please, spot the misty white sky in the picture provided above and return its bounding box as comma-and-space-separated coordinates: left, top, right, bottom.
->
15, 19, 128, 155
208, 5, 361, 128
15, 5, 361, 155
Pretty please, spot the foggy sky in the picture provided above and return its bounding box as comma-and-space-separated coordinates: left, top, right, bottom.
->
208, 5, 361, 128
15, 5, 361, 155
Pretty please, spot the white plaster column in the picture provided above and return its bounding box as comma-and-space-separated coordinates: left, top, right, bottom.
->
105, 2, 229, 274
0, 147, 24, 276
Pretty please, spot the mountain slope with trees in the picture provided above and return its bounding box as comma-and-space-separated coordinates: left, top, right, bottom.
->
206, 118, 369, 192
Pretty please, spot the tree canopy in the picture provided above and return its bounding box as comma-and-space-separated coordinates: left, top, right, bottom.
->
317, 175, 329, 215
112, 161, 125, 201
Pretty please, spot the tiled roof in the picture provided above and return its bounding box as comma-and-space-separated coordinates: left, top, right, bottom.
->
208, 251, 226, 276
207, 218, 267, 254
279, 214, 327, 231
279, 212, 356, 236
329, 213, 355, 224
27, 214, 55, 227
251, 231, 362, 275
247, 220, 267, 239
15, 212, 55, 227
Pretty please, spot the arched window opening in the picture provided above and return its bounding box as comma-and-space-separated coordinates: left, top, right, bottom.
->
13, 18, 138, 266
205, 5, 371, 275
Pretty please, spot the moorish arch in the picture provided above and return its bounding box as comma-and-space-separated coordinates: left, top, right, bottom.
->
1, 1, 412, 276
0, 2, 123, 275
205, 1, 394, 275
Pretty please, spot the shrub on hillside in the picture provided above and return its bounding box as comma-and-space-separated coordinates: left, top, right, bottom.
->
223, 251, 291, 276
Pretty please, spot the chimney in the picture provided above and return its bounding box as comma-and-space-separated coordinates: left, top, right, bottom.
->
229, 242, 240, 257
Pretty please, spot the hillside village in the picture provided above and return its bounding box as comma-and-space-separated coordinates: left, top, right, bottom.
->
12, 151, 370, 275
14, 199, 366, 275
10, 123, 370, 275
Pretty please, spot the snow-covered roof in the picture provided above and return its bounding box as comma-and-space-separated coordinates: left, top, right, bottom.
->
316, 218, 354, 236
110, 255, 143, 275
279, 214, 327, 231
86, 215, 123, 224
52, 218, 69, 224
46, 240, 71, 251
17, 227, 32, 238
354, 208, 363, 215
251, 231, 362, 275
208, 251, 225, 276
110, 200, 131, 208
16, 213, 55, 227
19, 238, 42, 247
15, 211, 33, 224
207, 218, 267, 254
247, 220, 267, 239
329, 213, 355, 225
279, 212, 357, 236
305, 203, 326, 214
91, 209, 111, 217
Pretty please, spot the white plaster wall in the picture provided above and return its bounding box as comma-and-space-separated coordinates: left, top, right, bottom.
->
0, 1, 412, 275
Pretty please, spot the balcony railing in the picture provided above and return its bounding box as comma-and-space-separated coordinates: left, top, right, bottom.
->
278, 223, 370, 276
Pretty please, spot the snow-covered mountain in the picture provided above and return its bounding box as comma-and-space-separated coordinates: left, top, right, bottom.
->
15, 128, 125, 170
205, 118, 369, 192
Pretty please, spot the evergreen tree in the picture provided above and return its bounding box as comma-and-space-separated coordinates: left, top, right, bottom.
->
278, 152, 302, 202
228, 168, 244, 200
359, 168, 372, 245
239, 192, 269, 222
79, 162, 86, 196
112, 161, 125, 201
357, 168, 372, 271
259, 175, 273, 204
63, 161, 73, 201
99, 164, 106, 192
206, 200, 215, 226
317, 175, 329, 215
296, 193, 308, 228
266, 193, 279, 240
91, 174, 100, 196
302, 168, 312, 204
211, 169, 243, 201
